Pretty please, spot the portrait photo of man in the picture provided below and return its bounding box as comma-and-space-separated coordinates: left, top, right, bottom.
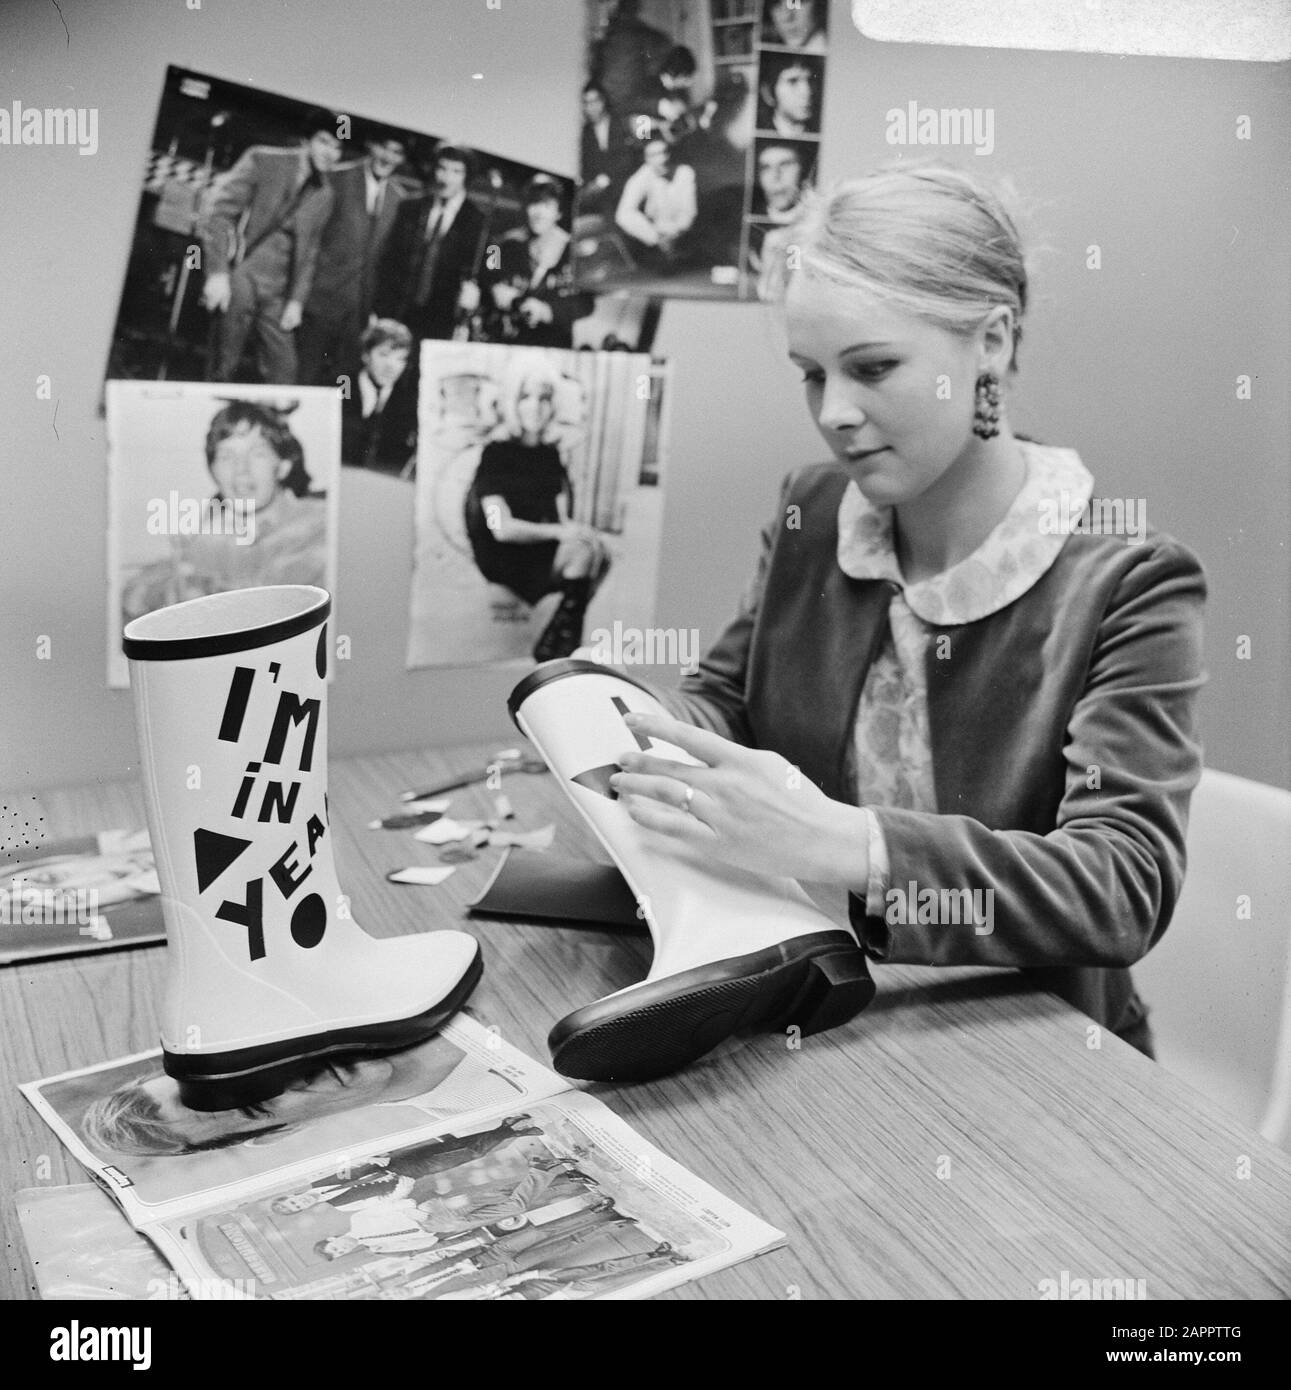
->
755, 51, 823, 138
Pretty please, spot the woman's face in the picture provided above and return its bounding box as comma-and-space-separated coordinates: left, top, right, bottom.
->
516, 380, 555, 437
210, 424, 289, 509
785, 273, 981, 508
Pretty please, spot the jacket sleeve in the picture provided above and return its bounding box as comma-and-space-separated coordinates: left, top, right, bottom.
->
855, 537, 1207, 970
198, 149, 260, 276
288, 185, 335, 304
652, 475, 795, 743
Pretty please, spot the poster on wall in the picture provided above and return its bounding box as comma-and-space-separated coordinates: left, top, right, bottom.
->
406, 342, 669, 670
104, 66, 598, 412
105, 380, 341, 688
575, 0, 828, 301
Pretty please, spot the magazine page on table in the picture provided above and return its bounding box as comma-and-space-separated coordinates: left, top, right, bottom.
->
149, 1091, 785, 1301
20, 1013, 568, 1229
1, 828, 164, 966
15, 1185, 182, 1301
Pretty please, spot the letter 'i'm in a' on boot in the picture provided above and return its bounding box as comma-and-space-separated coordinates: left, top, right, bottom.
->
123, 585, 482, 1112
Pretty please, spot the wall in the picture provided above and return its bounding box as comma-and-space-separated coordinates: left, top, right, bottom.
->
1, 0, 1286, 791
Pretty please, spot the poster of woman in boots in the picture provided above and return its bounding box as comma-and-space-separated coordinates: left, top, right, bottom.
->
105, 381, 341, 687
406, 342, 669, 669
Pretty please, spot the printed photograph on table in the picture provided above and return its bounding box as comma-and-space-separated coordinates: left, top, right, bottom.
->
150, 1098, 750, 1300
104, 379, 341, 687
0, 828, 163, 966
407, 341, 669, 669
575, 0, 830, 300
104, 65, 582, 411
15, 1185, 179, 1301
21, 1016, 566, 1218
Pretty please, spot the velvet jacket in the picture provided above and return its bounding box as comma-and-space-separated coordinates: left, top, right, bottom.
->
662, 461, 1207, 1043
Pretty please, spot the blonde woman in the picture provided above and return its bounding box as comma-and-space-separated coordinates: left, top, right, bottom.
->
464, 362, 610, 661
610, 164, 1205, 1056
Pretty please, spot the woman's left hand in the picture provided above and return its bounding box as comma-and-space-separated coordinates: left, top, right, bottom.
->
610, 712, 870, 890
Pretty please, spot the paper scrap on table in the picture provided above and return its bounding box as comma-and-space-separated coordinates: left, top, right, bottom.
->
405, 797, 453, 814
415, 817, 485, 845
386, 866, 457, 886
129, 868, 162, 895
485, 824, 555, 851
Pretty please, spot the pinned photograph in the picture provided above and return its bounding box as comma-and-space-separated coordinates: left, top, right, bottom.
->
105, 380, 341, 687
407, 342, 669, 669
21, 1017, 565, 1218
742, 135, 817, 301
104, 66, 583, 399
147, 1094, 776, 1300
1, 829, 162, 967
575, 0, 831, 300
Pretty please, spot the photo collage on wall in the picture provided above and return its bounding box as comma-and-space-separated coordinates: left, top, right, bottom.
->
575, 0, 829, 301
100, 65, 676, 681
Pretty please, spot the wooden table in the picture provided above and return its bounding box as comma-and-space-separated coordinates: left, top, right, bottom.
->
4, 744, 1290, 1300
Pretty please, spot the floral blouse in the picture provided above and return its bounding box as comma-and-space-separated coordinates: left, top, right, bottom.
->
835, 441, 1095, 911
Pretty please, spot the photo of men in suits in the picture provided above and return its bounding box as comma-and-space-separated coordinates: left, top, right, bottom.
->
104, 68, 583, 386
376, 143, 485, 343
297, 130, 414, 386
198, 107, 341, 384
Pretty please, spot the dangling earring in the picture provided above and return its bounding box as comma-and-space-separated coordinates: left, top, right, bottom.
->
973, 372, 1001, 439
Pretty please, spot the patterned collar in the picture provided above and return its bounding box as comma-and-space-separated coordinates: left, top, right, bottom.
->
836, 440, 1094, 625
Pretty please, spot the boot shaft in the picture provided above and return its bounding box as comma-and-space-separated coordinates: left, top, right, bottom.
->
125, 587, 339, 1046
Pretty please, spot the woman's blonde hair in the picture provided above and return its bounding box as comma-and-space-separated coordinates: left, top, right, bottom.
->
778, 161, 1030, 372
498, 357, 564, 441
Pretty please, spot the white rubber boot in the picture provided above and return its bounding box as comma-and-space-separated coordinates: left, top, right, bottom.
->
509, 660, 874, 1081
124, 585, 482, 1111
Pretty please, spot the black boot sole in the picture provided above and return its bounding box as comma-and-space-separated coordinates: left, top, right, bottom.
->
163, 942, 484, 1111
548, 931, 874, 1083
